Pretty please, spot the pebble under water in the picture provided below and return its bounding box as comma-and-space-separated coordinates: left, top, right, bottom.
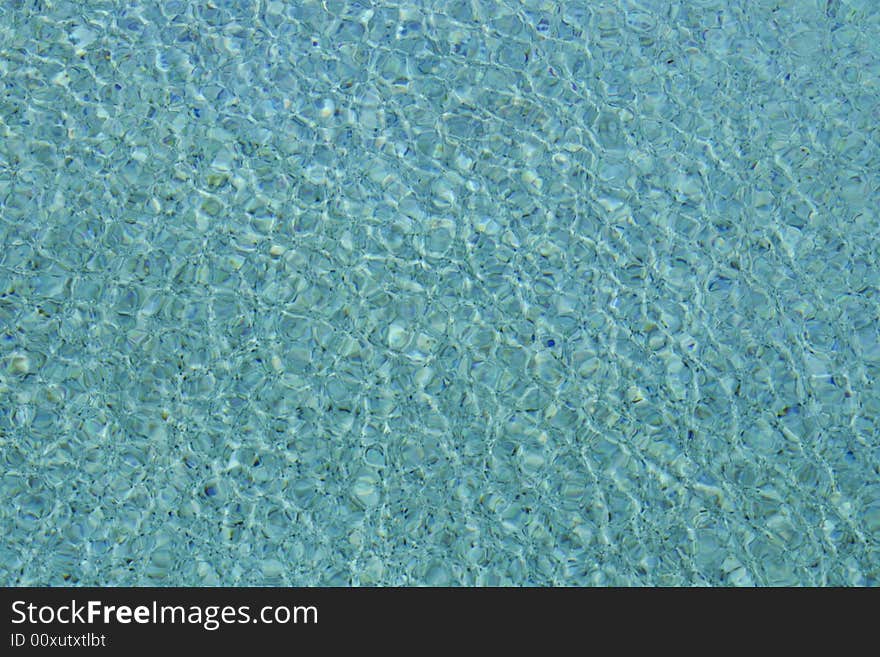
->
0, 1, 878, 586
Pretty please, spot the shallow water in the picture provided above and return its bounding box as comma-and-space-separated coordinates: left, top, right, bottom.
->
0, 0, 878, 585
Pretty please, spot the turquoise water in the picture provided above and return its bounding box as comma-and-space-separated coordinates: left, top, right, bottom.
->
0, 0, 878, 586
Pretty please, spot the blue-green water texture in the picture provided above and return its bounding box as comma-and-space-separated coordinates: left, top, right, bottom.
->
1, 0, 879, 586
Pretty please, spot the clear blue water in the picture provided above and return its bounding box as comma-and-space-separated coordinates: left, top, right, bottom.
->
1, 0, 878, 586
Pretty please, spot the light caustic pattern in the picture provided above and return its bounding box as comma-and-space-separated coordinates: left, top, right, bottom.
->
0, 0, 878, 585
